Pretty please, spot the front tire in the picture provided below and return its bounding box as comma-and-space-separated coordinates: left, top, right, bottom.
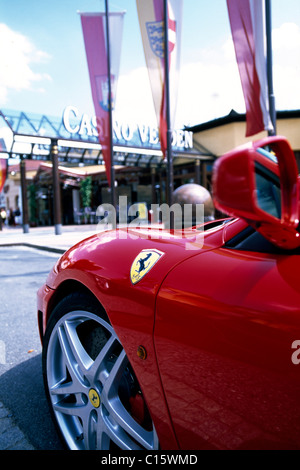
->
42, 292, 159, 450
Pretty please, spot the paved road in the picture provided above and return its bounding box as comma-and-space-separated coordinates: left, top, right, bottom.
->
0, 246, 64, 450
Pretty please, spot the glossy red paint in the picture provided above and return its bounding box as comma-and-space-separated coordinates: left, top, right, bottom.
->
38, 224, 225, 449
38, 136, 300, 450
213, 136, 300, 250
155, 242, 300, 449
38, 220, 300, 449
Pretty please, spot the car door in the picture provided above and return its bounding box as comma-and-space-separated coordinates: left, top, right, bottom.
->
154, 240, 300, 450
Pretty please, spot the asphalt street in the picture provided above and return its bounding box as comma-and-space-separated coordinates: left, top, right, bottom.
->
0, 245, 64, 450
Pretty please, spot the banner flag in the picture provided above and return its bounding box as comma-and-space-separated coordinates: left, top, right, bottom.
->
136, 0, 183, 158
80, 12, 125, 184
0, 158, 7, 194
0, 136, 8, 193
227, 0, 274, 137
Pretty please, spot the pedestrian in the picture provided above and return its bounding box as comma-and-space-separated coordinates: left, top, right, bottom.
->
14, 207, 21, 225
8, 208, 15, 226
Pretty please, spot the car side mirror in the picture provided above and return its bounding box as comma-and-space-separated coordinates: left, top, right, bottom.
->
212, 136, 300, 250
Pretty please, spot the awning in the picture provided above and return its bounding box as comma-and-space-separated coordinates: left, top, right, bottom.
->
0, 109, 216, 167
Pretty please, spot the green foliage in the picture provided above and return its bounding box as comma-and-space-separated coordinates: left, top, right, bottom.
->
80, 177, 92, 208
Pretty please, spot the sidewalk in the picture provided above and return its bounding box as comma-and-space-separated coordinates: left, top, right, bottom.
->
0, 222, 164, 254
0, 402, 34, 450
0, 224, 105, 254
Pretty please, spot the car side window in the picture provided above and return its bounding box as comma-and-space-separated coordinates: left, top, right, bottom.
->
225, 225, 300, 255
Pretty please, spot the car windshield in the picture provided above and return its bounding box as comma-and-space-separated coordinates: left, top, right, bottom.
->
255, 161, 281, 219
256, 147, 278, 164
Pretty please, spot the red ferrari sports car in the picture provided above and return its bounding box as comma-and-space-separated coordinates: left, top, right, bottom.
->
37, 136, 300, 450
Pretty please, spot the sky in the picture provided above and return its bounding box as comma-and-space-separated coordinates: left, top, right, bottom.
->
0, 0, 300, 130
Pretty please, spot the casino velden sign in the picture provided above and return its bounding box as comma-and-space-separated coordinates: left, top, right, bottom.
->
62, 105, 193, 151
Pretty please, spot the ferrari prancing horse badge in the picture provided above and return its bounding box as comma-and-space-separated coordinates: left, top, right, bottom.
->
130, 249, 165, 285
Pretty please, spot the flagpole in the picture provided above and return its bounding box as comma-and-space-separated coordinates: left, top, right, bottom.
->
163, 0, 174, 229
265, 0, 276, 136
105, 0, 116, 221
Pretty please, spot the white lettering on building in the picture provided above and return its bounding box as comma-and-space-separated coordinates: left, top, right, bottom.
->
62, 106, 193, 149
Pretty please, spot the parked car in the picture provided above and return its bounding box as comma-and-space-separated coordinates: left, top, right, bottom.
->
37, 136, 300, 450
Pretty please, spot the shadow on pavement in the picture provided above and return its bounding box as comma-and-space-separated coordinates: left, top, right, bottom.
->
0, 354, 63, 450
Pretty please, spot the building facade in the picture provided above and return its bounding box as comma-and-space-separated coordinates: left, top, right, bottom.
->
1, 107, 299, 229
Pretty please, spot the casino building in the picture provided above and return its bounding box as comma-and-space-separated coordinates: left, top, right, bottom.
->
0, 106, 213, 230
1, 106, 300, 232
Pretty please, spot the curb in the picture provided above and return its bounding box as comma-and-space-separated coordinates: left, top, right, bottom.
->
0, 402, 35, 450
0, 242, 66, 254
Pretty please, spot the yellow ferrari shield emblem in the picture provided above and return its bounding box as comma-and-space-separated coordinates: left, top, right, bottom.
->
89, 388, 100, 408
130, 249, 164, 285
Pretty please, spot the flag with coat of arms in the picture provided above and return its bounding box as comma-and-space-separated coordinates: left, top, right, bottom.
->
80, 11, 125, 185
136, 0, 183, 158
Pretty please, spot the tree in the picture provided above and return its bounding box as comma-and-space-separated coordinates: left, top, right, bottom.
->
79, 177, 92, 209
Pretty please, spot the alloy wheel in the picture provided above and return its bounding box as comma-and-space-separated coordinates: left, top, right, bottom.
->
45, 309, 159, 450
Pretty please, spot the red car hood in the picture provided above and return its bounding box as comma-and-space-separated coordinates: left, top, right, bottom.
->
45, 220, 233, 290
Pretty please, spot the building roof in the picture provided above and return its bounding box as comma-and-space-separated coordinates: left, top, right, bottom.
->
8, 159, 127, 184
9, 160, 43, 173
187, 109, 300, 133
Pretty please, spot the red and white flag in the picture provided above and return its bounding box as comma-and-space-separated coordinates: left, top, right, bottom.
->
80, 12, 125, 184
227, 0, 274, 137
0, 137, 8, 193
136, 0, 183, 158
0, 158, 7, 194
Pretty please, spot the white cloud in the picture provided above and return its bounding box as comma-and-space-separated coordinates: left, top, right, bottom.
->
115, 22, 300, 129
114, 35, 244, 128
114, 67, 157, 126
175, 41, 244, 127
0, 23, 51, 103
272, 23, 300, 110
115, 39, 244, 128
